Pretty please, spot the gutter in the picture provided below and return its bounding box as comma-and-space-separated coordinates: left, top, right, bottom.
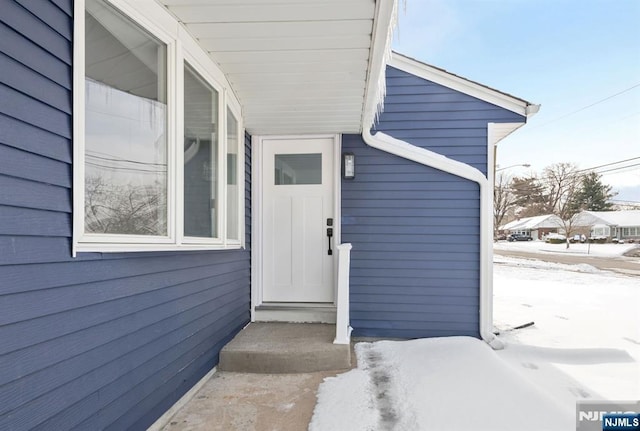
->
362, 128, 505, 349
526, 104, 541, 116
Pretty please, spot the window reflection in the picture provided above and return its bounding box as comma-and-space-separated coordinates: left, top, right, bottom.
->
84, 0, 167, 235
275, 154, 322, 185
184, 64, 219, 238
227, 109, 240, 240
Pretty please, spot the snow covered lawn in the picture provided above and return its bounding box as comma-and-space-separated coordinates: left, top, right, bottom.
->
493, 256, 640, 408
309, 257, 640, 431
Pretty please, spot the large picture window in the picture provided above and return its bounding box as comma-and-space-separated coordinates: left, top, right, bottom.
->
75, 0, 243, 252
85, 0, 168, 236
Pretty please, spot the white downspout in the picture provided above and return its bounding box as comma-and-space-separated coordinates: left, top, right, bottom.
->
362, 129, 504, 350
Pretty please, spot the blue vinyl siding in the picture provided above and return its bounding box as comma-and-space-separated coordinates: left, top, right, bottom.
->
0, 3, 251, 430
376, 66, 525, 174
343, 65, 525, 339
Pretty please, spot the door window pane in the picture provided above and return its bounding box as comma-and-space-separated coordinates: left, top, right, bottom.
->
227, 109, 239, 240
184, 64, 219, 238
84, 0, 167, 235
275, 154, 322, 185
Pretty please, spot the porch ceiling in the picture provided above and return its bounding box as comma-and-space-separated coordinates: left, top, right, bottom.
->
160, 0, 392, 136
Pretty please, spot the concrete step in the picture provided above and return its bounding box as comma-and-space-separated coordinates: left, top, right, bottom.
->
219, 322, 351, 373
254, 304, 337, 323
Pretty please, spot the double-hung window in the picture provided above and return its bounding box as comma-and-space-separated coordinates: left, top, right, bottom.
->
74, 0, 244, 253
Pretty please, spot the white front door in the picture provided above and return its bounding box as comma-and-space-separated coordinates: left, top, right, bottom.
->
262, 137, 335, 303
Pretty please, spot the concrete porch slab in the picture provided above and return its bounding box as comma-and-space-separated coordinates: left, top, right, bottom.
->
158, 370, 338, 431
219, 323, 351, 373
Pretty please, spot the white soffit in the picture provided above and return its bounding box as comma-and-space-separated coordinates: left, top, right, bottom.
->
489, 122, 525, 146
161, 0, 394, 135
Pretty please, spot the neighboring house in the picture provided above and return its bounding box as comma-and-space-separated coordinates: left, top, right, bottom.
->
501, 214, 563, 240
0, 1, 537, 429
573, 210, 640, 242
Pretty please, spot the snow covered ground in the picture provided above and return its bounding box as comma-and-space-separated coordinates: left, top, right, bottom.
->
310, 337, 574, 431
309, 257, 640, 431
494, 240, 638, 258
493, 255, 640, 409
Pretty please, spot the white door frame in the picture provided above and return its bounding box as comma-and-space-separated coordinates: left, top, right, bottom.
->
251, 134, 342, 320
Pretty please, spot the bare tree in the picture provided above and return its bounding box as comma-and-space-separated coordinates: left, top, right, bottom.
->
542, 163, 582, 248
85, 175, 167, 235
493, 172, 516, 239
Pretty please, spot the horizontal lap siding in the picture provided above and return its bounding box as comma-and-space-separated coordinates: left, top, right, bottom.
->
342, 135, 480, 338
378, 67, 525, 174
343, 66, 524, 339
0, 3, 251, 431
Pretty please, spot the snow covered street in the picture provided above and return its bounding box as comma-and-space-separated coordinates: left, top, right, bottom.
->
309, 256, 640, 431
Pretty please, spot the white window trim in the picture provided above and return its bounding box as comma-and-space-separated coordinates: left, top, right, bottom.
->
180, 51, 225, 247
226, 102, 245, 248
73, 0, 244, 255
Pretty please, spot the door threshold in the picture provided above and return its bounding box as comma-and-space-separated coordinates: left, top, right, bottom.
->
255, 303, 337, 323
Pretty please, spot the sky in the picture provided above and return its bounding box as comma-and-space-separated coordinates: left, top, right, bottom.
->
392, 0, 640, 203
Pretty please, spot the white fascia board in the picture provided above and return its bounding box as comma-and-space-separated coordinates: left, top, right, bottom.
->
389, 53, 539, 118
361, 0, 397, 130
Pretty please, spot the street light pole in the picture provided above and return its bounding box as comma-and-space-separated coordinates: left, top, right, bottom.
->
495, 163, 531, 172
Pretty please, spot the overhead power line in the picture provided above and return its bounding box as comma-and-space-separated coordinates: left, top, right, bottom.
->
86, 151, 167, 167
578, 156, 640, 173
86, 161, 166, 174
528, 82, 640, 130
595, 162, 640, 175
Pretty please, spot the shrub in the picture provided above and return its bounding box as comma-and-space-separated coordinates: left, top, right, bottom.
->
546, 238, 566, 244
588, 238, 607, 244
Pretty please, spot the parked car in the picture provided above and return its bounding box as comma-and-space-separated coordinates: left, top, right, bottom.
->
569, 234, 586, 243
508, 233, 533, 242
